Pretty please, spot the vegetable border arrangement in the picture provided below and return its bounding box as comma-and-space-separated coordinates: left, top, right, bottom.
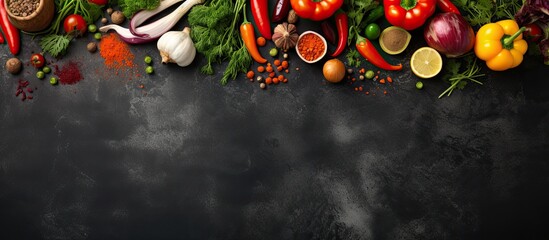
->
1, 0, 548, 100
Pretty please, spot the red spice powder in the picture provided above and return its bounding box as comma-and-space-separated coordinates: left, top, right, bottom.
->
99, 33, 136, 73
55, 61, 83, 85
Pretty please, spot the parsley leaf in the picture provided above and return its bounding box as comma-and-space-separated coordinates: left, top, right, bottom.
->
39, 34, 72, 58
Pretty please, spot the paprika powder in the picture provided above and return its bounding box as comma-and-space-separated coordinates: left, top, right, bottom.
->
297, 32, 326, 62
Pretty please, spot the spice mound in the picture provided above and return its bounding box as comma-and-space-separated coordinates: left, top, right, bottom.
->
99, 33, 136, 74
55, 61, 83, 85
296, 31, 327, 63
379, 26, 411, 55
7, 0, 40, 17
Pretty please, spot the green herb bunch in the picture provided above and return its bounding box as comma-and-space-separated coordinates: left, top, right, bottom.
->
453, 0, 523, 27
344, 0, 379, 67
188, 0, 251, 85
439, 54, 485, 98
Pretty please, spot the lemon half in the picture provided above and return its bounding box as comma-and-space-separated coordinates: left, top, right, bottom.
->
410, 47, 443, 79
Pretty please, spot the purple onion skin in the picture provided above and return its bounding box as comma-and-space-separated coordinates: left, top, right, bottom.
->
424, 13, 475, 58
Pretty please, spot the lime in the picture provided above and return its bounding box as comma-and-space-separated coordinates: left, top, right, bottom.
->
410, 47, 443, 79
365, 23, 381, 40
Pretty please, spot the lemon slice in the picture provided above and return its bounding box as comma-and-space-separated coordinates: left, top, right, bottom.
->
410, 47, 443, 79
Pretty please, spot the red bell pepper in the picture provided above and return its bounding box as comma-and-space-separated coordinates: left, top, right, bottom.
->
331, 10, 347, 57
0, 0, 20, 55
290, 0, 343, 21
383, 0, 436, 30
356, 34, 402, 71
250, 0, 272, 40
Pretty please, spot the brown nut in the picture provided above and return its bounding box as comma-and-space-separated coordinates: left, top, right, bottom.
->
287, 9, 298, 24
5, 58, 22, 74
111, 11, 126, 25
87, 42, 97, 53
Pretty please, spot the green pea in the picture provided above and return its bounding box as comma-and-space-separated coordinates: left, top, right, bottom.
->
365, 70, 375, 79
144, 56, 152, 64
36, 71, 45, 79
269, 48, 278, 57
49, 77, 58, 85
94, 33, 102, 40
416, 81, 424, 90
88, 24, 97, 33
42, 66, 51, 74
145, 66, 154, 74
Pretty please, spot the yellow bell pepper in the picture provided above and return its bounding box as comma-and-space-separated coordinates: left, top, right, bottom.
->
474, 19, 528, 71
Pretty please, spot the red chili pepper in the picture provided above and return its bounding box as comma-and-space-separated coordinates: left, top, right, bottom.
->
331, 10, 348, 57
355, 34, 402, 71
250, 0, 272, 40
437, 0, 460, 15
321, 21, 336, 45
0, 0, 20, 55
0, 32, 4, 44
272, 0, 290, 23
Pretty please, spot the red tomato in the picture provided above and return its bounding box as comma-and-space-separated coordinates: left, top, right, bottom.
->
524, 23, 543, 43
88, 0, 108, 5
30, 53, 45, 68
64, 14, 87, 36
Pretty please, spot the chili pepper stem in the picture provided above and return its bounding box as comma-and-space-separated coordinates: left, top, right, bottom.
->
242, 4, 249, 23
401, 0, 418, 10
503, 27, 526, 49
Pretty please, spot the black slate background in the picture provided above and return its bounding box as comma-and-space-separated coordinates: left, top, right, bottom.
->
1, 3, 549, 239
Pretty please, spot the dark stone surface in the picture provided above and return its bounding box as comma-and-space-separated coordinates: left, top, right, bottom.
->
2, 8, 549, 240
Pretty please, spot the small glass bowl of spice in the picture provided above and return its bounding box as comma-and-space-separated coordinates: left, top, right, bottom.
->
379, 26, 411, 55
296, 31, 327, 64
4, 0, 55, 32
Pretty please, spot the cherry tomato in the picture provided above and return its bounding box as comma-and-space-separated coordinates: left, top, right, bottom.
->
64, 14, 87, 36
30, 53, 45, 68
524, 23, 543, 43
88, 0, 108, 5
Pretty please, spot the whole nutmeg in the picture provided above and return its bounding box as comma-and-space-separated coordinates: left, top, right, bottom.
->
111, 11, 126, 25
5, 58, 22, 74
87, 42, 97, 53
287, 9, 298, 24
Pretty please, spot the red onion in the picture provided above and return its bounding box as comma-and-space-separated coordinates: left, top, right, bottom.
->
424, 13, 475, 58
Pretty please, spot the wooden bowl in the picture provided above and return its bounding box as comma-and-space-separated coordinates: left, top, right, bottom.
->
4, 0, 54, 32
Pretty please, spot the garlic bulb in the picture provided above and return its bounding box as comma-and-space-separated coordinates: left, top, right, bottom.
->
157, 27, 196, 67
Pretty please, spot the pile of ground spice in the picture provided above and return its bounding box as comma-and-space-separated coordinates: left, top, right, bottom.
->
99, 33, 137, 75
381, 28, 408, 52
55, 61, 83, 85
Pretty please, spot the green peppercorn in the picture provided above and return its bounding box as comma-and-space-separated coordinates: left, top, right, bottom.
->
36, 71, 45, 79
365, 70, 375, 79
144, 56, 152, 64
88, 24, 97, 33
49, 77, 58, 85
42, 66, 51, 74
416, 81, 424, 90
269, 48, 278, 57
145, 66, 154, 74
94, 33, 102, 40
